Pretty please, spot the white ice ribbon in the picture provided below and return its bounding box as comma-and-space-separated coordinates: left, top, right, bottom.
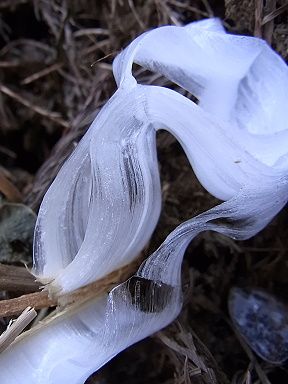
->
1, 18, 287, 384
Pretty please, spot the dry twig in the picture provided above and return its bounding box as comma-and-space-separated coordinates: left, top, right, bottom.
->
0, 171, 23, 203
0, 84, 69, 129
0, 307, 37, 353
0, 264, 40, 293
263, 0, 276, 44
0, 253, 144, 318
254, 0, 264, 37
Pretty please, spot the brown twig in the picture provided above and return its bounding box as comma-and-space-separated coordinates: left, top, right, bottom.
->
0, 61, 22, 68
0, 0, 29, 9
0, 264, 40, 293
0, 253, 144, 318
0, 84, 69, 129
200, 0, 214, 17
0, 292, 55, 318
73, 28, 110, 38
0, 171, 23, 203
21, 62, 63, 85
263, 0, 276, 44
262, 2, 288, 25
254, 0, 264, 37
60, 254, 143, 306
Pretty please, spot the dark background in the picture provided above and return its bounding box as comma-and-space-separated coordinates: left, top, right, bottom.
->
0, 1, 288, 383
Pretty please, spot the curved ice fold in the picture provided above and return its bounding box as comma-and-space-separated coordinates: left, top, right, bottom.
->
35, 81, 286, 293
3, 17, 287, 384
33, 18, 288, 293
1, 174, 287, 384
115, 18, 288, 162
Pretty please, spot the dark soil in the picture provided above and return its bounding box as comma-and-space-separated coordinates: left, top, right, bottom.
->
0, 1, 288, 383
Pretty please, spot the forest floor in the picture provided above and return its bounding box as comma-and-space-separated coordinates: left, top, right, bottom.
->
0, 1, 288, 383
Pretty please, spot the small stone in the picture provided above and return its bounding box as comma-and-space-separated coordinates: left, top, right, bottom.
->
229, 288, 288, 364
0, 203, 36, 265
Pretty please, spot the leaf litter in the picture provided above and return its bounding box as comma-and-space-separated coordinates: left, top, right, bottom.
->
0, 1, 288, 383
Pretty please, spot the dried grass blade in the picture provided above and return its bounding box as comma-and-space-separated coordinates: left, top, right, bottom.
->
0, 84, 69, 129
0, 307, 37, 353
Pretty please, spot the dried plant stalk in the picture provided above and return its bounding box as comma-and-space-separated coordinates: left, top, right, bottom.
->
0, 253, 144, 317
0, 264, 40, 293
0, 307, 37, 353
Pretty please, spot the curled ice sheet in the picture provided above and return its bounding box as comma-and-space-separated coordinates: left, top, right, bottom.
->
33, 88, 163, 292
34, 81, 288, 292
7, 18, 286, 383
34, 30, 288, 292
1, 176, 287, 383
115, 18, 288, 165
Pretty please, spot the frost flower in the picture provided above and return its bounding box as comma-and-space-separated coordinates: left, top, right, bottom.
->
0, 18, 287, 384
